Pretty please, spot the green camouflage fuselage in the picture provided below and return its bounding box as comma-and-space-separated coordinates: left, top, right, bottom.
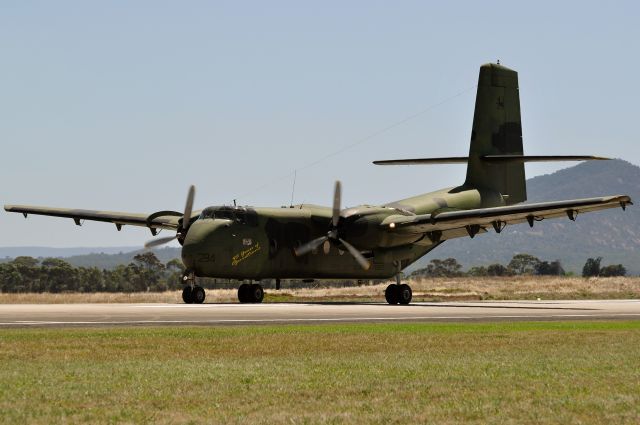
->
183, 63, 519, 279
182, 186, 501, 279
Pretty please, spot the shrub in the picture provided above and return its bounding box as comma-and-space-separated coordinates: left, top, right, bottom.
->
600, 264, 626, 277
508, 254, 540, 275
487, 264, 509, 276
535, 260, 565, 276
582, 257, 602, 277
411, 258, 464, 278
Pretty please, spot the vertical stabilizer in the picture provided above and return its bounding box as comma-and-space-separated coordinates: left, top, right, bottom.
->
465, 63, 526, 205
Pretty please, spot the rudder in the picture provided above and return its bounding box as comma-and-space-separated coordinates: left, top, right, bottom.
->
465, 63, 526, 205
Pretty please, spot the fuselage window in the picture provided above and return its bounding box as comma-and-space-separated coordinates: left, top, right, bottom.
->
235, 210, 246, 224
245, 210, 259, 226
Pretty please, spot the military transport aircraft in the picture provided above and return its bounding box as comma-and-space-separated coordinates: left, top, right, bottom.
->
5, 63, 633, 305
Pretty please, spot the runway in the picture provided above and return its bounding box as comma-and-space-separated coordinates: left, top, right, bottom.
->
1, 299, 640, 327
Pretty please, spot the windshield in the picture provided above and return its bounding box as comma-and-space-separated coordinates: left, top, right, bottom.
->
199, 206, 258, 226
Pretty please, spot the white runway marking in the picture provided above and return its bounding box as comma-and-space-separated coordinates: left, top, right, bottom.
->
2, 313, 640, 326
133, 303, 310, 308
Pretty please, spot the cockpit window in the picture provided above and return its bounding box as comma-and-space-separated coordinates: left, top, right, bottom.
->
199, 206, 258, 226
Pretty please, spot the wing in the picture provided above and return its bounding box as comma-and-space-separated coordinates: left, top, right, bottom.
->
4, 204, 185, 234
384, 195, 632, 242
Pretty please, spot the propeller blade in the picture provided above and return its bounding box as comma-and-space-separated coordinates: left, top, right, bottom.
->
294, 236, 328, 257
182, 185, 196, 230
144, 235, 177, 249
338, 238, 370, 270
332, 180, 341, 227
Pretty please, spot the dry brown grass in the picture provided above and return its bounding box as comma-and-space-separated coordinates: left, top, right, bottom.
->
1, 276, 639, 303
411, 275, 640, 300
270, 276, 640, 302
0, 291, 182, 304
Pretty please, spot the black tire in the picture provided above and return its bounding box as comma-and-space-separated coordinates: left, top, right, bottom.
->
238, 283, 249, 303
398, 284, 412, 305
385, 284, 399, 305
192, 286, 206, 304
182, 286, 194, 304
250, 284, 264, 303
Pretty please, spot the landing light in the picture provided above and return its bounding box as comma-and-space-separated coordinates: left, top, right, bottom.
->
389, 223, 396, 229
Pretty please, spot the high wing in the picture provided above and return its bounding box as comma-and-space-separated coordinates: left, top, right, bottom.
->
4, 205, 185, 233
384, 195, 632, 241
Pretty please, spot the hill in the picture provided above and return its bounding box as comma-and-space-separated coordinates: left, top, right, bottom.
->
62, 247, 182, 268
0, 247, 181, 269
0, 246, 138, 258
411, 159, 640, 274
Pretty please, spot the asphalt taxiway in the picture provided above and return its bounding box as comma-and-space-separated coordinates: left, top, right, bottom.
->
1, 300, 639, 328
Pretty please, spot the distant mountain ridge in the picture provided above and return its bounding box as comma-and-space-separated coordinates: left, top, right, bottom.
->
411, 159, 640, 274
0, 246, 139, 258
0, 246, 181, 269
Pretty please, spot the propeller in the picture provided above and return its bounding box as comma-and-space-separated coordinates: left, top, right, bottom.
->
294, 181, 370, 270
144, 185, 195, 249
144, 235, 179, 249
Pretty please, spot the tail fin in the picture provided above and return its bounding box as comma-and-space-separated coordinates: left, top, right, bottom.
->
465, 63, 525, 205
372, 63, 609, 202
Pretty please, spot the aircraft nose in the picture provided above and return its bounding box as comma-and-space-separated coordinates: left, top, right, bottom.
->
181, 219, 230, 270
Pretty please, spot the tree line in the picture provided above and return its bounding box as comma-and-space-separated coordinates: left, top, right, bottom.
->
410, 254, 627, 278
0, 252, 187, 293
0, 252, 629, 294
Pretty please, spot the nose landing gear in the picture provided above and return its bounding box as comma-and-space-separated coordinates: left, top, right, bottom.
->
182, 271, 206, 304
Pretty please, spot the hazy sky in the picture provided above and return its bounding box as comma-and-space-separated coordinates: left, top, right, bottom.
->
1, 1, 638, 247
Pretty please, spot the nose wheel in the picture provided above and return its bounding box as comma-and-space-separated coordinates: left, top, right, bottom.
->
182, 271, 205, 304
238, 283, 264, 303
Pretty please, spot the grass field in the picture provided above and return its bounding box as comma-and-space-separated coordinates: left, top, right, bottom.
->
1, 276, 639, 304
1, 322, 639, 424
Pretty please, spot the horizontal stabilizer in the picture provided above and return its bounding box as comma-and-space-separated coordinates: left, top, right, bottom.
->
373, 155, 609, 165
373, 157, 469, 165
482, 155, 609, 163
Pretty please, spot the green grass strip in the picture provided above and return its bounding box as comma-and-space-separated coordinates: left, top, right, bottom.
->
1, 321, 639, 424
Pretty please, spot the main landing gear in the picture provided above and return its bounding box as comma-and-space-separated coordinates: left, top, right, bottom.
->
180, 272, 264, 304
238, 283, 264, 303
385, 264, 412, 305
182, 271, 206, 304
385, 283, 412, 305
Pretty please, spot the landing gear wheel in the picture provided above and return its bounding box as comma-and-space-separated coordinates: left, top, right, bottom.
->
192, 285, 206, 304
250, 284, 264, 303
182, 286, 194, 304
238, 283, 250, 303
385, 284, 399, 305
398, 284, 412, 305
